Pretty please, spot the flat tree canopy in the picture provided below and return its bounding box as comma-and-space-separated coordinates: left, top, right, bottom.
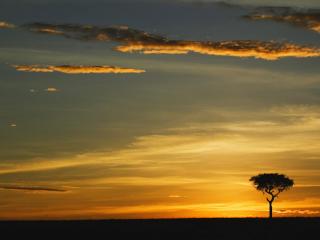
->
250, 173, 294, 197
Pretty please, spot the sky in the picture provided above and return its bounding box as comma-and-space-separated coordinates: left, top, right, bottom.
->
0, 0, 320, 219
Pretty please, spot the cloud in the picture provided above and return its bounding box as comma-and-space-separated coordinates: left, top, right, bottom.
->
44, 87, 59, 92
274, 209, 320, 215
0, 21, 15, 29
116, 41, 320, 60
24, 23, 166, 43
245, 7, 320, 33
13, 65, 53, 73
168, 195, 185, 198
12, 65, 146, 74
182, 0, 320, 9
24, 23, 320, 60
30, 88, 58, 93
0, 185, 67, 192
2, 104, 320, 176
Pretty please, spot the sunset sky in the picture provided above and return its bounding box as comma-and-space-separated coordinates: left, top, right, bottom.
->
0, 0, 320, 219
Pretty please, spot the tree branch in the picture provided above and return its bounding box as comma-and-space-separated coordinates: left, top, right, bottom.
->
274, 189, 281, 198
266, 194, 274, 202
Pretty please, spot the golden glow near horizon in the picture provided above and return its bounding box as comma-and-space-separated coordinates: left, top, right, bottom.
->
1, 105, 320, 219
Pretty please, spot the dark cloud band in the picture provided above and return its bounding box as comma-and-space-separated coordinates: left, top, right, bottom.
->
24, 22, 320, 60
0, 185, 67, 192
245, 7, 320, 33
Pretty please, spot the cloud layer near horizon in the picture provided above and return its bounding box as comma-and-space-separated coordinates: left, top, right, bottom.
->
12, 65, 146, 74
1, 104, 320, 218
0, 185, 66, 192
24, 23, 320, 60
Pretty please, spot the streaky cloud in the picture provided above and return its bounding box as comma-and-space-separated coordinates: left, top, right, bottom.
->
0, 21, 15, 29
245, 7, 320, 33
13, 65, 52, 73
116, 41, 320, 60
45, 87, 59, 92
24, 22, 320, 60
12, 65, 146, 74
274, 209, 320, 215
168, 195, 185, 198
181, 0, 320, 9
24, 23, 166, 43
0, 185, 67, 192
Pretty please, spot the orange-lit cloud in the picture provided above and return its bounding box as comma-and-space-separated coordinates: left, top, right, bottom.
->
44, 87, 59, 92
0, 185, 67, 192
24, 23, 320, 60
168, 195, 185, 198
245, 8, 320, 33
13, 65, 53, 73
274, 209, 320, 215
12, 65, 145, 74
0, 21, 15, 29
36, 28, 64, 34
116, 41, 320, 60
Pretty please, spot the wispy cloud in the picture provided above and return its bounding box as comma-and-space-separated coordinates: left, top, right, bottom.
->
183, 0, 320, 9
24, 23, 165, 43
24, 23, 320, 60
0, 21, 15, 29
245, 7, 320, 33
44, 87, 59, 92
2, 104, 320, 179
0, 185, 67, 192
168, 195, 185, 198
12, 65, 145, 74
274, 209, 320, 215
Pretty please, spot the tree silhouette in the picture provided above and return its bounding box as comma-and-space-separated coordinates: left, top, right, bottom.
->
250, 173, 294, 218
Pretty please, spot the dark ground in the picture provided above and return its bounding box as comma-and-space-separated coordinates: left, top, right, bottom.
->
0, 218, 319, 240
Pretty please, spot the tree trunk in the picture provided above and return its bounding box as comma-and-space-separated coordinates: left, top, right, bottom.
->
269, 201, 273, 219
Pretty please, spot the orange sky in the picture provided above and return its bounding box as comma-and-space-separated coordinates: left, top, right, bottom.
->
0, 0, 320, 219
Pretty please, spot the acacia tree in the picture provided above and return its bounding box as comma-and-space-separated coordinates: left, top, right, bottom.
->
250, 173, 294, 218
